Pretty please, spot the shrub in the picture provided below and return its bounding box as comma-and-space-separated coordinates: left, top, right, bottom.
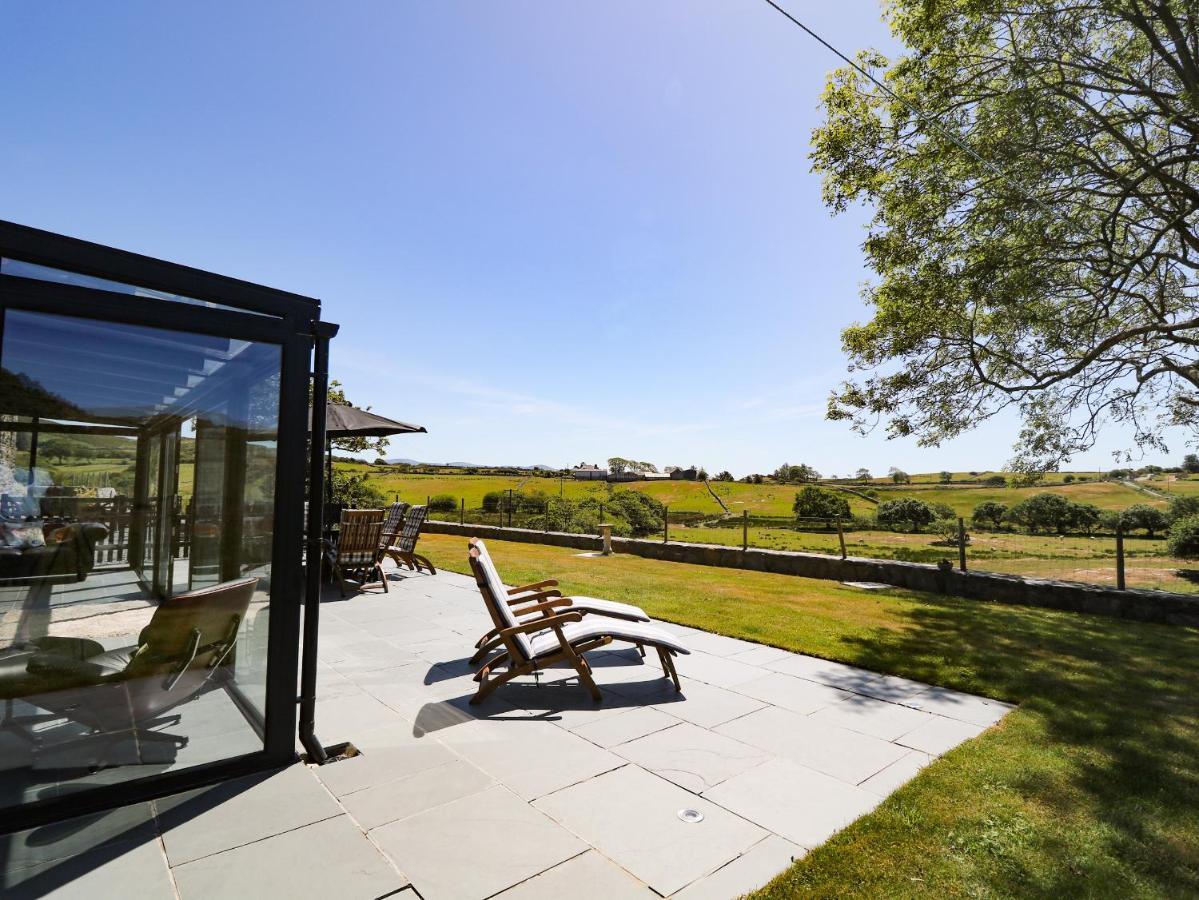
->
935, 517, 970, 546
1120, 503, 1169, 537
607, 490, 665, 537
792, 485, 851, 525
481, 490, 505, 512
971, 501, 1007, 529
329, 471, 386, 509
1069, 502, 1102, 534
982, 474, 1007, 487
938, 471, 952, 484
876, 497, 937, 532
1062, 473, 1075, 483
517, 489, 549, 512
428, 494, 458, 513
1168, 515, 1199, 558
1169, 495, 1199, 522
1006, 493, 1075, 533
930, 502, 956, 520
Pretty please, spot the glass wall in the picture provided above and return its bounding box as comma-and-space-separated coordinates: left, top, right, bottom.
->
0, 308, 281, 811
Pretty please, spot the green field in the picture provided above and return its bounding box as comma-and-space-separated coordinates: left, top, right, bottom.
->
417, 534, 1199, 897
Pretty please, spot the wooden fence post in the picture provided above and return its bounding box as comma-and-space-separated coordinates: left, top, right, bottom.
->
507, 489, 513, 528
459, 497, 464, 526
958, 517, 967, 571
664, 506, 669, 543
742, 510, 749, 552
836, 517, 847, 559
1116, 522, 1126, 590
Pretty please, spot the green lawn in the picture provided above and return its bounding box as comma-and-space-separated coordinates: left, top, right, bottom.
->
418, 533, 1199, 898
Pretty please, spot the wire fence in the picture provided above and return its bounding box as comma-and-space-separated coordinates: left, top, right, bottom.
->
418, 489, 1188, 594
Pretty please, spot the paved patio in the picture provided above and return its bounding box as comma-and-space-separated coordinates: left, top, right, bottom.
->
2, 561, 1012, 899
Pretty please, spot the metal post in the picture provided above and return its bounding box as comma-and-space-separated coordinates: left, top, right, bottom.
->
1116, 522, 1126, 590
507, 489, 513, 528
459, 497, 464, 526
664, 505, 669, 543
836, 517, 847, 559
743, 510, 749, 552
958, 517, 967, 571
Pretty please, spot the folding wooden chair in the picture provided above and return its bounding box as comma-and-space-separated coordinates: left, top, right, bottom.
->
382, 505, 436, 574
325, 509, 387, 597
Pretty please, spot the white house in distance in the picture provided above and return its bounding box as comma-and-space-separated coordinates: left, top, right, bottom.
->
571, 463, 608, 481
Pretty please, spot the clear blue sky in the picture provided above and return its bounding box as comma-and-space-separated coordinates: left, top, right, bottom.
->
1, 1, 1182, 476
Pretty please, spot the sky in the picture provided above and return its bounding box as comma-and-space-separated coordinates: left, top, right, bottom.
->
1, 1, 1187, 477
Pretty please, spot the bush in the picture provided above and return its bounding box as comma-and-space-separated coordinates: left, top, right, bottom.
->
1062, 473, 1075, 483
1006, 493, 1075, 533
982, 474, 1007, 487
935, 517, 970, 546
930, 501, 956, 520
607, 490, 665, 537
1169, 495, 1199, 522
428, 494, 458, 513
481, 491, 505, 513
792, 485, 851, 525
971, 501, 1007, 530
1120, 503, 1169, 537
876, 497, 937, 532
1070, 502, 1102, 534
1168, 515, 1199, 558
329, 471, 386, 509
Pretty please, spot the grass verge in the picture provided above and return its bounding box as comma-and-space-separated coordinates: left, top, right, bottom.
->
418, 532, 1199, 898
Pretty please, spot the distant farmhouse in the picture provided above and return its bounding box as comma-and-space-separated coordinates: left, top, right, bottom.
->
668, 466, 698, 481
571, 463, 608, 481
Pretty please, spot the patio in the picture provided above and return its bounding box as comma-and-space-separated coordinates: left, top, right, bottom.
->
1, 559, 1011, 899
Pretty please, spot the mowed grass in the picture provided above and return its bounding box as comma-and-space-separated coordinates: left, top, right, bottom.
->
669, 525, 1193, 592
418, 533, 1199, 897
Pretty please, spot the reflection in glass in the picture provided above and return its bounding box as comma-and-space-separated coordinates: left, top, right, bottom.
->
0, 309, 280, 810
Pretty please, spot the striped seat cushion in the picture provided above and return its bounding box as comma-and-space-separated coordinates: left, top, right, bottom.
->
526, 619, 690, 659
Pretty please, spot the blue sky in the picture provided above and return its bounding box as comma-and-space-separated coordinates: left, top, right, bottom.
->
1, 1, 1183, 476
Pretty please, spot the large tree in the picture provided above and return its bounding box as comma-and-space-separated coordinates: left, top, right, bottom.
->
813, 1, 1199, 470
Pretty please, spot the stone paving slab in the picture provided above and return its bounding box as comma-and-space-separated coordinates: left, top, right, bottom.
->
2, 564, 1014, 899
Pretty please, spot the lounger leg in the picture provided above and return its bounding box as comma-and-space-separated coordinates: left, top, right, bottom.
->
377, 564, 389, 593
470, 635, 504, 666
561, 643, 602, 702
472, 664, 521, 704
637, 643, 646, 658
657, 647, 681, 691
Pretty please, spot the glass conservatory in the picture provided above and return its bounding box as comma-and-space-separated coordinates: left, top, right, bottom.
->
0, 221, 335, 831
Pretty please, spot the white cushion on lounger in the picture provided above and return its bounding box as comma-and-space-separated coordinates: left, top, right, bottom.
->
526, 620, 690, 659
509, 592, 648, 621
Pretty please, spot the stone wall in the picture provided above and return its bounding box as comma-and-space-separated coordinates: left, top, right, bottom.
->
425, 520, 1199, 628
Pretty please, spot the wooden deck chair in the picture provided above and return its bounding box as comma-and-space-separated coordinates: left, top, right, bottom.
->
467, 545, 688, 705
382, 505, 436, 574
468, 538, 652, 665
378, 501, 409, 556
326, 509, 388, 597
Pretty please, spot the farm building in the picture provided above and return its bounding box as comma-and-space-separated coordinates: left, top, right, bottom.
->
669, 466, 699, 481
571, 463, 608, 480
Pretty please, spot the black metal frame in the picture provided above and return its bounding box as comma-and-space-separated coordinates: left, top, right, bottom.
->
0, 220, 336, 834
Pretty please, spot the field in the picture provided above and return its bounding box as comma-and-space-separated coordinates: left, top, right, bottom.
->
417, 533, 1199, 897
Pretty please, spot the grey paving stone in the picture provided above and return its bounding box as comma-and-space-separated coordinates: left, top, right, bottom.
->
373, 784, 584, 900
2, 833, 174, 900
674, 651, 764, 689
682, 632, 765, 658
156, 765, 343, 866
341, 757, 495, 830
728, 645, 794, 666
569, 707, 680, 748
903, 686, 1014, 726
438, 718, 624, 800
315, 688, 409, 737
808, 694, 936, 741
763, 654, 890, 695
607, 677, 765, 729
0, 801, 157, 873
494, 850, 655, 899
858, 750, 933, 796
896, 716, 988, 755
716, 706, 909, 786
532, 765, 766, 896
733, 671, 855, 715
704, 757, 881, 849
313, 720, 456, 797
615, 722, 771, 793
173, 814, 404, 899
674, 834, 804, 900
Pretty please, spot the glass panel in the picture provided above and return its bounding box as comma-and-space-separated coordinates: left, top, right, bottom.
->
0, 258, 276, 318
0, 308, 281, 810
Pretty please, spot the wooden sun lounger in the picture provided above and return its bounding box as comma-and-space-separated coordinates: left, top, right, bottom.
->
467, 545, 688, 704
381, 504, 436, 574
325, 508, 388, 597
468, 537, 652, 665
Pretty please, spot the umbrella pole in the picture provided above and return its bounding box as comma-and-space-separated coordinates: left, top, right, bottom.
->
326, 436, 333, 508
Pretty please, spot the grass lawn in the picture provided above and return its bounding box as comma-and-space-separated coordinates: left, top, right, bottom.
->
418, 532, 1199, 898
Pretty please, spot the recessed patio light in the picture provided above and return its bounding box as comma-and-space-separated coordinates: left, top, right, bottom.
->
677, 807, 704, 824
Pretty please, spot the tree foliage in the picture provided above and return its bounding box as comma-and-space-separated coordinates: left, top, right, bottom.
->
972, 500, 1008, 529
792, 485, 852, 525
876, 497, 937, 531
325, 380, 390, 458
1168, 514, 1199, 559
813, 1, 1199, 469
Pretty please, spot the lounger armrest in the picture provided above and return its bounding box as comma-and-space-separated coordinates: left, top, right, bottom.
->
499, 612, 583, 637
505, 589, 561, 606
507, 579, 558, 595
510, 598, 572, 618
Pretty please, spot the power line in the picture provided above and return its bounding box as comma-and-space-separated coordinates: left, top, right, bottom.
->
757, 0, 1060, 220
